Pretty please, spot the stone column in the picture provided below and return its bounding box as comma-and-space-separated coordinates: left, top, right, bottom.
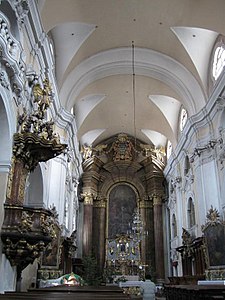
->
153, 194, 165, 283
82, 192, 94, 257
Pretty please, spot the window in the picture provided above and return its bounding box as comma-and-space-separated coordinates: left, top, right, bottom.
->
187, 198, 196, 228
179, 107, 188, 132
209, 35, 225, 91
212, 45, 225, 80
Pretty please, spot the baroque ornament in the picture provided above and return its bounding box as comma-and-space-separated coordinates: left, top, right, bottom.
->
201, 205, 224, 231
1, 78, 66, 275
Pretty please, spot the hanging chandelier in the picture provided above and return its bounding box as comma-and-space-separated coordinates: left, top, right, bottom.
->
129, 208, 144, 242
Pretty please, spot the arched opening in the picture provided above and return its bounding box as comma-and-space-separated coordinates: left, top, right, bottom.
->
187, 197, 196, 229
24, 165, 44, 208
0, 97, 11, 163
0, 95, 16, 292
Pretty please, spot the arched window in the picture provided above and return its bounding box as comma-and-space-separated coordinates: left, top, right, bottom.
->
187, 197, 196, 228
212, 45, 225, 80
209, 35, 225, 92
172, 213, 177, 238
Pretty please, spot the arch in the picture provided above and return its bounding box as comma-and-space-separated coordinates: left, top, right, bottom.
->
100, 174, 146, 200
0, 89, 16, 172
24, 165, 44, 207
187, 197, 196, 229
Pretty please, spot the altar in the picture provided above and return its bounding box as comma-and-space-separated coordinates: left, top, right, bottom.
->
105, 233, 142, 278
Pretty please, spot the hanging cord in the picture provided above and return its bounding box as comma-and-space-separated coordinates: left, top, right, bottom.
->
132, 41, 137, 154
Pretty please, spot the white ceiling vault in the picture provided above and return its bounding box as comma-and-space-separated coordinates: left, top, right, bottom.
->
38, 0, 225, 151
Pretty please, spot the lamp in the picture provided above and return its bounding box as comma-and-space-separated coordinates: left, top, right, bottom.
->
129, 208, 144, 242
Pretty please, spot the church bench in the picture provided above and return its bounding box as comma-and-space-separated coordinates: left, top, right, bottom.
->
0, 296, 131, 300
1, 292, 131, 299
164, 284, 225, 300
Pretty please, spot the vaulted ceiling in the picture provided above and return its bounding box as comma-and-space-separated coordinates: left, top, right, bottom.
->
38, 0, 225, 151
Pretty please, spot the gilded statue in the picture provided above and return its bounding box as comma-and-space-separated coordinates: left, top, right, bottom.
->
80, 144, 93, 160
33, 78, 53, 118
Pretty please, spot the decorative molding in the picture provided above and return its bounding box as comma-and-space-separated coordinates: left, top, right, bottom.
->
0, 12, 26, 104
189, 138, 222, 163
81, 192, 94, 205
93, 199, 106, 208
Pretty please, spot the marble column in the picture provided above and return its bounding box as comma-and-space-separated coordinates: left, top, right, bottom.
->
140, 200, 154, 272
82, 192, 93, 257
93, 199, 106, 272
153, 194, 165, 283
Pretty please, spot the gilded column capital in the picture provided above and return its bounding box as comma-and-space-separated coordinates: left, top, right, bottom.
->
139, 200, 152, 209
81, 192, 94, 205
93, 199, 106, 208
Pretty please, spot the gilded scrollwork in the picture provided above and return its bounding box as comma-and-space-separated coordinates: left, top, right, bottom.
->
40, 214, 57, 239
201, 205, 224, 231
93, 199, 106, 208
81, 192, 94, 205
18, 210, 34, 233
33, 78, 53, 118
4, 237, 45, 267
111, 133, 134, 161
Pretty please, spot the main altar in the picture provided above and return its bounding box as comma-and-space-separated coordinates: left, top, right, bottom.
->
105, 208, 147, 282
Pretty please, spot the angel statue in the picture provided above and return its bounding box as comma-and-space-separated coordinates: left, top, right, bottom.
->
80, 144, 93, 160
33, 78, 53, 118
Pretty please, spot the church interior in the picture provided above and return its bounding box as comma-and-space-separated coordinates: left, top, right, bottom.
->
1, 0, 225, 298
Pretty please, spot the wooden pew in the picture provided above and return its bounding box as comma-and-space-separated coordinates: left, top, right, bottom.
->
0, 285, 132, 300
165, 284, 225, 300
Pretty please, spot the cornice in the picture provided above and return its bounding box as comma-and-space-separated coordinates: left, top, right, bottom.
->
164, 72, 225, 177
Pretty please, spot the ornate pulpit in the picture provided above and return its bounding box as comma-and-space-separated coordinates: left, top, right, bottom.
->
0, 78, 67, 290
